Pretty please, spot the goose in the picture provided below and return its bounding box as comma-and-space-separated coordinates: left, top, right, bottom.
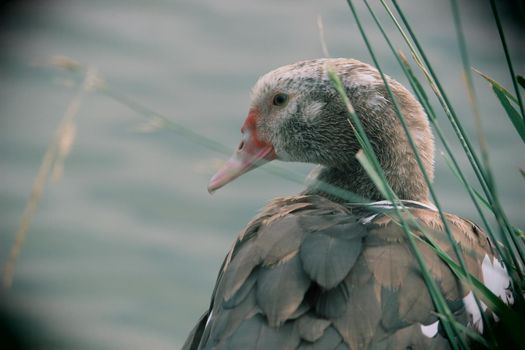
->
182, 58, 513, 349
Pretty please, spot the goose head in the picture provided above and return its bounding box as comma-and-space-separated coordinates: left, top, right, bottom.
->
208, 58, 434, 202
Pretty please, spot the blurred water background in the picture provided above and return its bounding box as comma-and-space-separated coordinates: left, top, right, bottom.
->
0, 0, 523, 348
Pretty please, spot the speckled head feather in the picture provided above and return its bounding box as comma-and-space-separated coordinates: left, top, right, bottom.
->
247, 58, 434, 202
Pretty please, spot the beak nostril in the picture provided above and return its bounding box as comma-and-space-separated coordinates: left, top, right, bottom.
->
238, 141, 245, 151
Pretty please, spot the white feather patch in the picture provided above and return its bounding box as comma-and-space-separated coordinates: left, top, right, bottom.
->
463, 291, 485, 333
359, 213, 379, 225
411, 127, 427, 143
204, 310, 214, 330
366, 94, 387, 111
303, 101, 325, 123
420, 320, 439, 338
352, 71, 377, 86
482, 254, 514, 305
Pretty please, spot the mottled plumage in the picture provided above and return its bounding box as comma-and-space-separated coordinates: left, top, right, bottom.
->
183, 59, 512, 350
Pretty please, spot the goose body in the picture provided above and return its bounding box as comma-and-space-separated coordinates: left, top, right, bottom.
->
183, 59, 512, 350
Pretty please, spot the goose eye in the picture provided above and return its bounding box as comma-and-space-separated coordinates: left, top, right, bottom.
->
272, 93, 289, 107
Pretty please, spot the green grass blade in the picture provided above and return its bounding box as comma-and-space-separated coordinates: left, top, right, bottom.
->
354, 2, 525, 347
389, 0, 525, 281
399, 54, 509, 267
326, 68, 385, 182
363, 0, 482, 318
518, 75, 525, 91
413, 232, 525, 349
441, 152, 492, 210
397, 53, 503, 236
473, 68, 520, 105
473, 68, 525, 143
432, 311, 490, 348
491, 86, 525, 143
438, 254, 525, 349
488, 0, 525, 123
449, 0, 493, 194
384, 0, 497, 215
344, 2, 471, 347
355, 150, 389, 199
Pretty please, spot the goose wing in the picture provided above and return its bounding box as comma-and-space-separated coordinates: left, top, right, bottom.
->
183, 196, 504, 350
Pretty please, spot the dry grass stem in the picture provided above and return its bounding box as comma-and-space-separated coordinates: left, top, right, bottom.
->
316, 15, 331, 58
2, 66, 97, 289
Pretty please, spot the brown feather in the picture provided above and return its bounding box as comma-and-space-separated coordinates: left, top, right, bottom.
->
298, 326, 345, 350
299, 223, 365, 289
223, 269, 258, 309
296, 313, 331, 342
208, 286, 259, 347
256, 252, 311, 327
370, 323, 450, 350
219, 239, 263, 302
334, 275, 382, 350
225, 314, 301, 350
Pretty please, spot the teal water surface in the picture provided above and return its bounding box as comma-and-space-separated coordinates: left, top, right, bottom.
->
0, 0, 524, 348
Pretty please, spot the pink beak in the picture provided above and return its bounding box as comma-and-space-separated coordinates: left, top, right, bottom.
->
208, 110, 276, 193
